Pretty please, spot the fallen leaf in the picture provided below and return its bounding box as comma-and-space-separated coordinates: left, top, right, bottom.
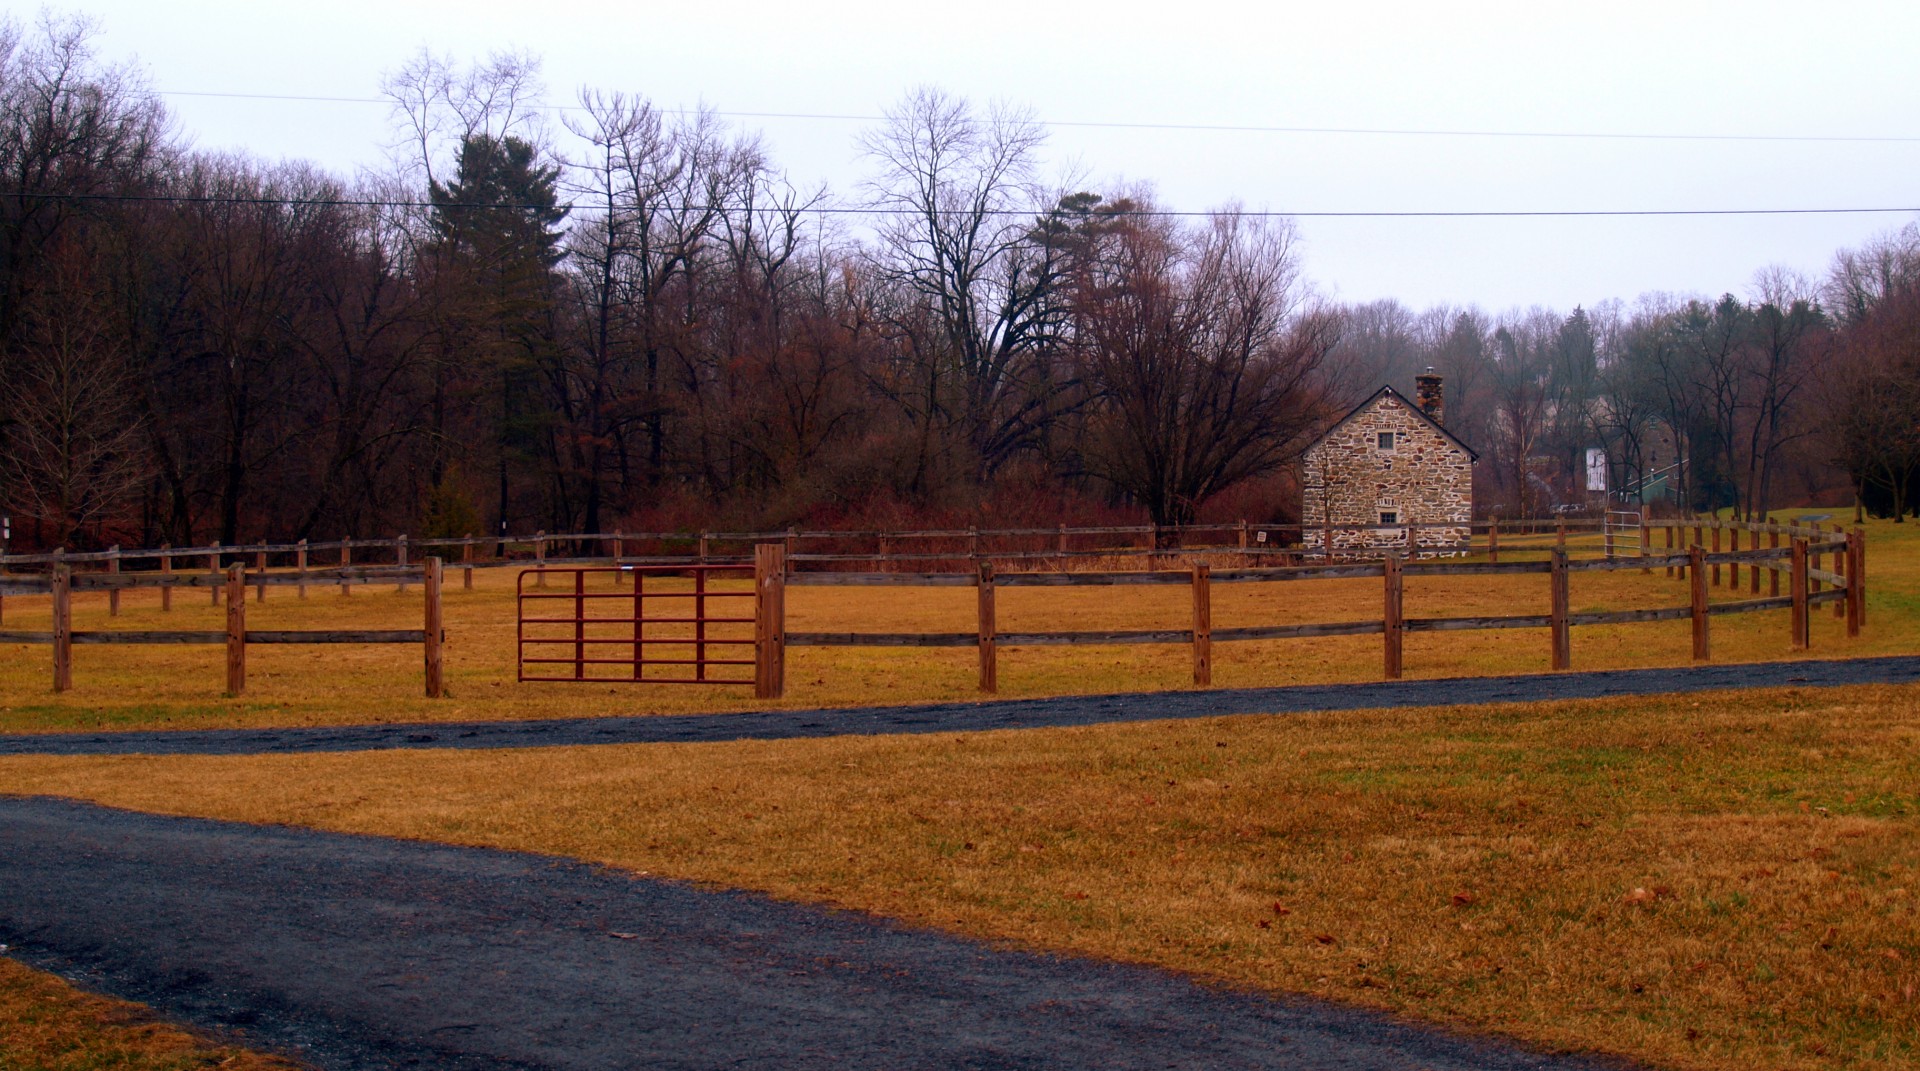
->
1451, 892, 1475, 907
1624, 887, 1656, 904
1314, 934, 1337, 945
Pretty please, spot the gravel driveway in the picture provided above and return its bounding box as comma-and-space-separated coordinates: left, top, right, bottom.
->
3, 654, 1915, 758
0, 797, 1631, 1070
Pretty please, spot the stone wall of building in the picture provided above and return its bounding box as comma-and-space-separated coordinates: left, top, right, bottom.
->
1299, 390, 1474, 556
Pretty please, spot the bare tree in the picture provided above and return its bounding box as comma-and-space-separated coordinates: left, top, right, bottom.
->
1072, 204, 1335, 531
1487, 315, 1555, 515
860, 88, 1077, 485
0, 259, 149, 545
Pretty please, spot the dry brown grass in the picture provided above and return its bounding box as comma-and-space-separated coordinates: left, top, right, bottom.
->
1, 519, 1909, 735
0, 955, 304, 1070
5, 684, 1916, 1069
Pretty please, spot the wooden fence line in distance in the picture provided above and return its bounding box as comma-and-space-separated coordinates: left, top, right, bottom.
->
0, 514, 1814, 572
3, 560, 448, 698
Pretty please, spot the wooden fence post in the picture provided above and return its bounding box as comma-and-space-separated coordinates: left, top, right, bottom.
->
254, 547, 267, 603
208, 549, 220, 606
462, 536, 474, 590
297, 539, 309, 599
1638, 506, 1650, 573
424, 557, 444, 698
535, 531, 547, 588
225, 564, 246, 696
977, 560, 997, 694
754, 543, 786, 700
1790, 538, 1809, 650
51, 565, 72, 693
396, 534, 409, 593
1487, 520, 1499, 564
1809, 528, 1822, 601
1741, 522, 1754, 590
1855, 527, 1867, 627
1663, 524, 1674, 578
785, 528, 797, 577
1237, 520, 1249, 550
1711, 524, 1723, 588
1382, 554, 1404, 680
107, 545, 121, 616
1555, 516, 1566, 552
1769, 527, 1780, 597
1192, 562, 1212, 687
340, 539, 352, 597
1549, 547, 1571, 671
1832, 525, 1847, 619
160, 545, 173, 612
1690, 545, 1709, 662
1848, 529, 1865, 637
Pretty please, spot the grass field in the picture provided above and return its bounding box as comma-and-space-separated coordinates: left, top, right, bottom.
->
0, 519, 1909, 735
4, 684, 1915, 1070
1, 518, 1914, 1069
0, 954, 301, 1070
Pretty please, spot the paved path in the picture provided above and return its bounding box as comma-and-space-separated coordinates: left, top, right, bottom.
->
0, 798, 1623, 1070
3, 655, 1916, 757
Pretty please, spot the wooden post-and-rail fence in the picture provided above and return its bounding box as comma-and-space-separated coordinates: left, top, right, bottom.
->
766, 524, 1861, 700
2, 559, 448, 698
0, 516, 1843, 591
4, 518, 1868, 702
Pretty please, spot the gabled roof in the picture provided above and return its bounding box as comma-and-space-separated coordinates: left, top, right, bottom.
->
1310, 384, 1480, 462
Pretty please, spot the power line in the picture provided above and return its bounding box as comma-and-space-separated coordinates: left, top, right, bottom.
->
7, 189, 1920, 219
10, 188, 1920, 219
157, 90, 1920, 146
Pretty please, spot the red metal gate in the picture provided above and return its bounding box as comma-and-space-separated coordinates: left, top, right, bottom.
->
517, 565, 757, 684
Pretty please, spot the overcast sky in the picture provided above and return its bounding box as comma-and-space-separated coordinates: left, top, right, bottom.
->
54, 0, 1920, 312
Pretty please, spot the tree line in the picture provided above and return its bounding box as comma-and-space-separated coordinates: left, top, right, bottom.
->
1, 18, 1914, 552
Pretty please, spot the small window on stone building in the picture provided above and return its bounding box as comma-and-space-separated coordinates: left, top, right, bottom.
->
1380, 510, 1398, 524
1378, 431, 1395, 451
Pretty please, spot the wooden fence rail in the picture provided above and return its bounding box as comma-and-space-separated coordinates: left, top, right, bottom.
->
2, 560, 447, 698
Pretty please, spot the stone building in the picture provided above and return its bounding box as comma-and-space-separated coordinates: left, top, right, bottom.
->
1299, 372, 1477, 556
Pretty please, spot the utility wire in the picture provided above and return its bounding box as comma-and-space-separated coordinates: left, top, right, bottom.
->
6, 189, 1919, 219
157, 90, 1920, 146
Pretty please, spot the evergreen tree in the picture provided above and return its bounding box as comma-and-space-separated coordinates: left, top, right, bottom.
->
425, 134, 569, 533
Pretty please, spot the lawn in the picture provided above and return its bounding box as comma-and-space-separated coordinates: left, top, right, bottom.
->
0, 518, 1907, 735
3, 684, 1915, 1070
0, 954, 302, 1070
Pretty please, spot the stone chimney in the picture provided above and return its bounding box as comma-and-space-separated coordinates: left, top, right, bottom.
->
1414, 367, 1444, 426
